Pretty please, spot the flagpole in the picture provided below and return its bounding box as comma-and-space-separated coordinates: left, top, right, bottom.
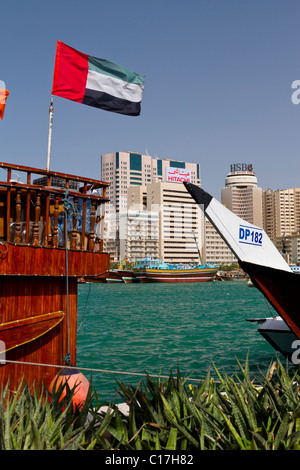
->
46, 95, 54, 171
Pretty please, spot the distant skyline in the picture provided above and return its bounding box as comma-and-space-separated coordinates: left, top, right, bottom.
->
1, 0, 300, 199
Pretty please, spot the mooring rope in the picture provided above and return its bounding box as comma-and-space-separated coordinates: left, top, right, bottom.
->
62, 190, 78, 366
0, 358, 212, 384
77, 281, 92, 332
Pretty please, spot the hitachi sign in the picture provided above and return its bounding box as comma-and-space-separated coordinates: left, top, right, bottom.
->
230, 163, 253, 172
166, 167, 191, 183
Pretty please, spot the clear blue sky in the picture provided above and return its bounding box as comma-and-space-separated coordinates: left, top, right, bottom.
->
1, 0, 300, 198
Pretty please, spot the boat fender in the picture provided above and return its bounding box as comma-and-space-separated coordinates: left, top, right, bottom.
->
49, 367, 89, 410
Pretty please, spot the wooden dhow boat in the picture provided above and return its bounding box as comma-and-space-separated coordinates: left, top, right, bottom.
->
0, 162, 110, 392
132, 258, 218, 283
85, 269, 137, 283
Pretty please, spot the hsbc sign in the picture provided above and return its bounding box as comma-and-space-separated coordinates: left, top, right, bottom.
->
166, 167, 191, 183
230, 163, 253, 172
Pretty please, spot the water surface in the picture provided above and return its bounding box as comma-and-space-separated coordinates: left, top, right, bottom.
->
77, 280, 281, 401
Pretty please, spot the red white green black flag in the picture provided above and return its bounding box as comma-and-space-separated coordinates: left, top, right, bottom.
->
0, 88, 9, 120
52, 41, 144, 116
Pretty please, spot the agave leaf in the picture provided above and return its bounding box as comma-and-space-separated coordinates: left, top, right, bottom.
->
154, 430, 162, 450
230, 380, 258, 431
166, 427, 178, 450
263, 380, 284, 417
128, 408, 143, 450
229, 399, 249, 441
251, 431, 270, 450
4, 400, 12, 450
273, 412, 290, 450
286, 430, 300, 450
106, 407, 128, 445
218, 408, 247, 450
159, 393, 199, 449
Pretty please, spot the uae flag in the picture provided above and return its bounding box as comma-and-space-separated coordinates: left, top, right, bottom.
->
52, 41, 144, 116
0, 89, 9, 120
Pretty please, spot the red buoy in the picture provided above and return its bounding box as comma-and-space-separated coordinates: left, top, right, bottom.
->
49, 367, 90, 410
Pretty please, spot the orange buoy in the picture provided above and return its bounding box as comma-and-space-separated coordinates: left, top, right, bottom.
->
49, 367, 90, 410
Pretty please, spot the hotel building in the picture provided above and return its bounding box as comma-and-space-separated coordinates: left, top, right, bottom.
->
221, 164, 263, 227
121, 185, 159, 261
124, 182, 203, 264
263, 188, 300, 239
101, 151, 201, 260
101, 151, 201, 214
263, 188, 300, 264
204, 164, 263, 265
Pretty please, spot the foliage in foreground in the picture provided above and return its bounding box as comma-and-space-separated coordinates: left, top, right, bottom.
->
1, 357, 300, 450
106, 358, 300, 450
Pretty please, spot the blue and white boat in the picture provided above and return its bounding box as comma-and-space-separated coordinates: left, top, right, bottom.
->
132, 258, 218, 283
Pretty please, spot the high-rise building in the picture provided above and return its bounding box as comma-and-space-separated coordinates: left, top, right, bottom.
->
204, 163, 263, 265
121, 185, 159, 261
125, 182, 203, 264
221, 163, 263, 227
204, 219, 236, 265
262, 188, 300, 265
263, 188, 300, 239
101, 151, 201, 260
101, 151, 201, 214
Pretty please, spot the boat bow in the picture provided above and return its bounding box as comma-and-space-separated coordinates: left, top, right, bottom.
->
183, 182, 300, 339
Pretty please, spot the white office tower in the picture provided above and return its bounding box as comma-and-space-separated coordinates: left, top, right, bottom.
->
263, 187, 300, 265
204, 164, 263, 266
101, 151, 201, 261
221, 163, 263, 227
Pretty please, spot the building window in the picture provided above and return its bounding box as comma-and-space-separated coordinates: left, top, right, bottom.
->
130, 153, 141, 171
157, 160, 162, 176
170, 161, 185, 169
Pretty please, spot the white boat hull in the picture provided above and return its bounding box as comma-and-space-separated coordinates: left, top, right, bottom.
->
247, 317, 297, 360
183, 182, 300, 341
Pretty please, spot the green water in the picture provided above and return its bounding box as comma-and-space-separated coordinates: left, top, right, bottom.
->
76, 280, 281, 402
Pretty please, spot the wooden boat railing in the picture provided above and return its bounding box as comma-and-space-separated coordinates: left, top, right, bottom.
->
0, 161, 109, 252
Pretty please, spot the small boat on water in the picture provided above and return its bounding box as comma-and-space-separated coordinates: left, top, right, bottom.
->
183, 182, 300, 359
216, 269, 248, 281
132, 258, 218, 283
85, 269, 137, 283
122, 276, 139, 283
246, 316, 297, 360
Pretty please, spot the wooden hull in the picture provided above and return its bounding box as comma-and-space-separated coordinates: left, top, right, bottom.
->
85, 276, 107, 283
0, 244, 110, 277
217, 275, 248, 281
134, 267, 218, 283
122, 277, 139, 283
241, 261, 300, 339
0, 311, 64, 353
85, 269, 137, 283
0, 276, 77, 391
0, 246, 110, 392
